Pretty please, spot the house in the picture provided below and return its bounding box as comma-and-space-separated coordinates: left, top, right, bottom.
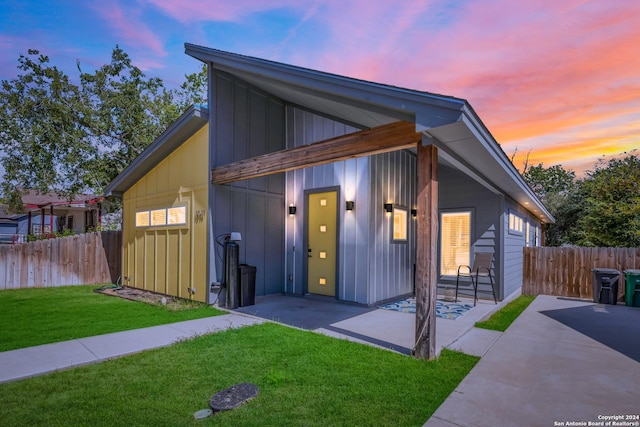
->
105, 45, 553, 310
0, 206, 27, 243
0, 190, 102, 243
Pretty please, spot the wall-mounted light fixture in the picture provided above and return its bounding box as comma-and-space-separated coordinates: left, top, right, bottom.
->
384, 203, 393, 214
288, 205, 297, 215
411, 208, 417, 218
346, 201, 355, 211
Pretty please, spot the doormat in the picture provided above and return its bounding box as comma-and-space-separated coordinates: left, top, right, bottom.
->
378, 298, 474, 320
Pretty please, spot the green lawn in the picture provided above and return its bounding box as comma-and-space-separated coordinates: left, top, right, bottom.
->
0, 285, 224, 352
0, 323, 479, 426
475, 295, 536, 332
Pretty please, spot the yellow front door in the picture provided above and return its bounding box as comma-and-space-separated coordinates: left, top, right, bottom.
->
307, 191, 337, 297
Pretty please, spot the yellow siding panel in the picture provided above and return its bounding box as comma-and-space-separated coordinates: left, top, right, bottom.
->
167, 230, 179, 297
122, 124, 209, 302
155, 231, 167, 294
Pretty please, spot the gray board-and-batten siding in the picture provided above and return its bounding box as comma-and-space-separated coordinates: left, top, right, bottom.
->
206, 68, 531, 305
285, 106, 417, 305
208, 70, 286, 297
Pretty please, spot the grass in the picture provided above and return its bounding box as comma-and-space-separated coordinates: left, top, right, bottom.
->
0, 323, 479, 426
0, 285, 224, 352
475, 295, 536, 332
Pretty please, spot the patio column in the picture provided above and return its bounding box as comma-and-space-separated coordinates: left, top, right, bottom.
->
414, 143, 438, 360
27, 211, 32, 236
49, 205, 54, 234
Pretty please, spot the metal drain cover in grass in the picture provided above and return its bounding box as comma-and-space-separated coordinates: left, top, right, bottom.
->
193, 409, 213, 420
209, 383, 259, 412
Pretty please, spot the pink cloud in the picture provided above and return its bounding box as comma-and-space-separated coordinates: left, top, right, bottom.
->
146, 0, 306, 23
85, 0, 640, 173
315, 1, 638, 174
90, 1, 166, 59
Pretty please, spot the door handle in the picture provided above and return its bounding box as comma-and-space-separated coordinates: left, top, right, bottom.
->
308, 248, 312, 258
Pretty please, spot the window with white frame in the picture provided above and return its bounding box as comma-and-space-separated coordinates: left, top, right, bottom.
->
440, 211, 471, 276
392, 206, 408, 242
508, 210, 524, 235
526, 222, 531, 246
135, 206, 187, 228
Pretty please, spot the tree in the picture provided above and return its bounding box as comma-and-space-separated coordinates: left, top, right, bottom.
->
0, 47, 206, 212
522, 163, 579, 246
174, 63, 207, 112
0, 50, 91, 211
576, 152, 640, 247
522, 163, 576, 199
77, 46, 182, 193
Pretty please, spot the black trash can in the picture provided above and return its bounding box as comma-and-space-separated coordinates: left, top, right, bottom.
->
591, 268, 620, 305
239, 264, 257, 307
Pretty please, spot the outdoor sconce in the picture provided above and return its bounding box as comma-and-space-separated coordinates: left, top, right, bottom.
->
346, 201, 355, 211
288, 205, 297, 215
383, 203, 393, 214
411, 209, 417, 218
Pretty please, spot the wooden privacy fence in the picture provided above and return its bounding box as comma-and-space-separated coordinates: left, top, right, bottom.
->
523, 246, 640, 299
0, 231, 122, 290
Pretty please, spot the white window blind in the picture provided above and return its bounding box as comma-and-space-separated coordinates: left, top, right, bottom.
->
441, 211, 471, 276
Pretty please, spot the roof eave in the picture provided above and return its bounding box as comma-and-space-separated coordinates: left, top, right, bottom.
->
458, 105, 555, 223
104, 105, 209, 197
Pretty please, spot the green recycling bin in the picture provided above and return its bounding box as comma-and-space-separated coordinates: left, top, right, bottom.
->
624, 269, 640, 307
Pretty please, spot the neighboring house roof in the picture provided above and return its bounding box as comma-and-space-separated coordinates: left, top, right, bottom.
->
0, 205, 27, 222
0, 191, 100, 218
104, 104, 209, 197
185, 44, 553, 223
19, 190, 101, 209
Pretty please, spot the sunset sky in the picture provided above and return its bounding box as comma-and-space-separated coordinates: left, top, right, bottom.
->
1, 0, 638, 176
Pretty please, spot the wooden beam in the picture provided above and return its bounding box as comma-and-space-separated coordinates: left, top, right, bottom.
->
212, 121, 421, 185
413, 143, 438, 360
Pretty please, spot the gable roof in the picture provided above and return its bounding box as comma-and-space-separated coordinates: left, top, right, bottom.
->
185, 44, 553, 223
104, 104, 209, 197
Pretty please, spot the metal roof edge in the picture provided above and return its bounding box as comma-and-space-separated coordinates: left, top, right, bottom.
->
458, 105, 555, 223
184, 43, 466, 114
104, 105, 209, 197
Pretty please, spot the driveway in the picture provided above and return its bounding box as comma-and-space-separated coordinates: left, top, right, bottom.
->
425, 295, 640, 427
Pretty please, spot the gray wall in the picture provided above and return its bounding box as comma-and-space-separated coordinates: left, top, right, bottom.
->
438, 164, 502, 299
284, 106, 372, 303
368, 150, 417, 304
208, 70, 286, 296
284, 106, 417, 305
502, 198, 542, 298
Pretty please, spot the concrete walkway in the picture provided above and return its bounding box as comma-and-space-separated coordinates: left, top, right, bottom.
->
0, 292, 512, 384
0, 293, 513, 384
0, 314, 264, 383
425, 295, 640, 426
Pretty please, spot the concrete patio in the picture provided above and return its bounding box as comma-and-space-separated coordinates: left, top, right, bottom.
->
232, 291, 517, 356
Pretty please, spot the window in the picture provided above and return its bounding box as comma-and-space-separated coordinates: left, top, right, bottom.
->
392, 206, 408, 242
525, 222, 531, 246
440, 211, 471, 276
508, 210, 523, 235
136, 206, 187, 228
